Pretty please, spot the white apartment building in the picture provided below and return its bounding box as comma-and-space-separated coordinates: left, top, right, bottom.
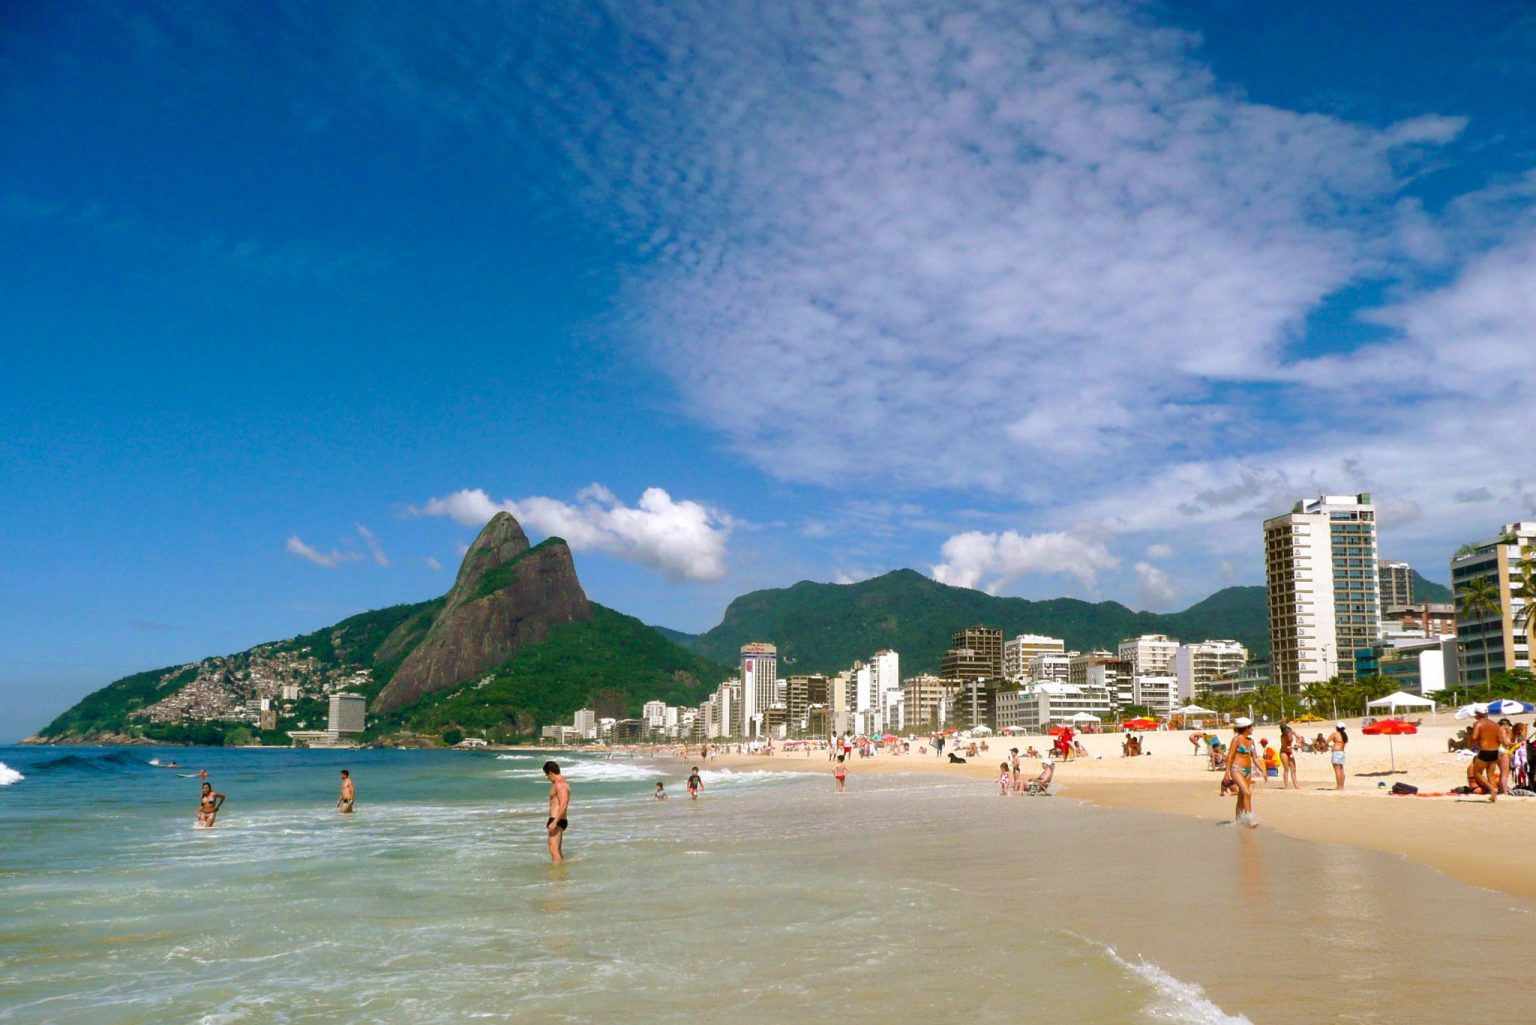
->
1070, 651, 1131, 708
1173, 640, 1249, 700
1003, 634, 1066, 680
1451, 521, 1536, 685
1132, 675, 1179, 716
739, 642, 776, 737
1118, 634, 1180, 677
642, 700, 667, 729
573, 707, 596, 740
870, 650, 901, 732
1027, 652, 1072, 683
1264, 493, 1382, 692
1016, 682, 1115, 732
328, 693, 366, 735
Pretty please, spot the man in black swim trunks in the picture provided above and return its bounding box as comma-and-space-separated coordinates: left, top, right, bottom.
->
544, 761, 570, 862
1470, 708, 1502, 803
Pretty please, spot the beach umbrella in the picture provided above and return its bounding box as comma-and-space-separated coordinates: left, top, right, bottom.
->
1361, 717, 1417, 772
1455, 703, 1490, 720
1486, 699, 1536, 715
1121, 717, 1157, 731
881, 733, 899, 742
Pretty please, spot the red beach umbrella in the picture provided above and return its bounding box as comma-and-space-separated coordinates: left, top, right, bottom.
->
1361, 718, 1418, 772
1121, 717, 1158, 731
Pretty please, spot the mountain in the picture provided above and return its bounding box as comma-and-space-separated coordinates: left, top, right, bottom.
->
373, 513, 592, 713
673, 569, 1269, 673
1409, 569, 1453, 604
31, 513, 727, 745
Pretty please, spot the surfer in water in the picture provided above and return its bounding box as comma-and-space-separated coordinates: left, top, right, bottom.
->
196, 782, 226, 827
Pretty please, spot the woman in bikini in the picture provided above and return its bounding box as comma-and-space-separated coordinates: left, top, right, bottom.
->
196, 782, 226, 828
1224, 718, 1259, 827
1279, 723, 1300, 790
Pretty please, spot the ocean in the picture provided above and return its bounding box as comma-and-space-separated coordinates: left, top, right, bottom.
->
1, 746, 1525, 1025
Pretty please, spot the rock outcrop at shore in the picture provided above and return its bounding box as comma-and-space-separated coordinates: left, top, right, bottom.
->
371, 512, 592, 713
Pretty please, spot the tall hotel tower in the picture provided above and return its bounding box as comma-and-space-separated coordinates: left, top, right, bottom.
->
738, 642, 777, 737
1263, 494, 1382, 692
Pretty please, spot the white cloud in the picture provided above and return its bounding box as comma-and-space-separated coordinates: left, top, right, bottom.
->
1133, 561, 1176, 608
1145, 543, 1175, 560
425, 556, 443, 571
932, 530, 1119, 595
415, 485, 731, 582
356, 524, 389, 566
285, 535, 362, 569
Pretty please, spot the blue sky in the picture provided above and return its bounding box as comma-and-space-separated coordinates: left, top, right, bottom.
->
5, 0, 1536, 740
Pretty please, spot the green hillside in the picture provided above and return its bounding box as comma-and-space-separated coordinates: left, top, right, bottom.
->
1409, 569, 1452, 604
38, 600, 438, 741
674, 569, 1269, 673
378, 604, 731, 741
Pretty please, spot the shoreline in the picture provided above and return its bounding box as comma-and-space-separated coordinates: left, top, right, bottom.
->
695, 723, 1536, 900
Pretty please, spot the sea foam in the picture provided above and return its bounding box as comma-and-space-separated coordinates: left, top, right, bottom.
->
1098, 943, 1252, 1025
0, 762, 23, 786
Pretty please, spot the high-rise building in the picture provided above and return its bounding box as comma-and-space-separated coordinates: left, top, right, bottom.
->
1003, 634, 1066, 680
1264, 493, 1382, 692
1379, 560, 1413, 608
642, 700, 668, 729
1117, 634, 1180, 677
1450, 521, 1536, 685
328, 693, 366, 735
1026, 652, 1072, 683
573, 708, 597, 740
1069, 651, 1131, 708
941, 626, 1003, 682
786, 675, 830, 731
1173, 640, 1249, 699
739, 642, 777, 736
1384, 603, 1457, 639
901, 675, 953, 730
870, 650, 901, 732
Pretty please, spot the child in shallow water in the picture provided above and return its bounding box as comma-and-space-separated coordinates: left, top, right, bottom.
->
998, 762, 1011, 795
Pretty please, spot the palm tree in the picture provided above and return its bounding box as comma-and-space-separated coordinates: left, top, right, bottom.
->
1511, 547, 1536, 650
1457, 576, 1503, 687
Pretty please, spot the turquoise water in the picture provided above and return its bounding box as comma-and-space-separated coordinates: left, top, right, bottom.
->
2, 747, 1527, 1024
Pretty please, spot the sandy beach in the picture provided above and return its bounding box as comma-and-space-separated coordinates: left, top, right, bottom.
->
698, 719, 1536, 899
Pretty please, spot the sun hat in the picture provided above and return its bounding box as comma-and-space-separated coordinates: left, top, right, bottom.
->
1336, 721, 1346, 729
1234, 716, 1253, 728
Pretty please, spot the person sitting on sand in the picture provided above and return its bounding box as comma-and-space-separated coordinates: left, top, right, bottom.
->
1073, 739, 1089, 759
1024, 746, 1041, 759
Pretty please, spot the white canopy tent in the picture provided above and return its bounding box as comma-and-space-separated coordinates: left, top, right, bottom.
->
1172, 704, 1217, 716
1365, 691, 1436, 717
1067, 712, 1102, 723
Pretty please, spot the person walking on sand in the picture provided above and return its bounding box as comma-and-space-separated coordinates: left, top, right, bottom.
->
196, 781, 225, 828
1225, 717, 1260, 828
543, 761, 570, 863
686, 766, 703, 800
1470, 708, 1502, 803
834, 754, 848, 792
1279, 724, 1300, 790
1328, 722, 1349, 790
337, 769, 355, 813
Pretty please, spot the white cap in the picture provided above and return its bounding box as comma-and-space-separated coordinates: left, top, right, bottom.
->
1234, 716, 1253, 728
1336, 721, 1347, 729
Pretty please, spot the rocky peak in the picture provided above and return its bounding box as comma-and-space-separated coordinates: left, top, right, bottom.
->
446, 511, 531, 606
371, 513, 592, 714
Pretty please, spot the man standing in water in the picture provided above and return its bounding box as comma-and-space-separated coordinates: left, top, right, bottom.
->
544, 761, 570, 863
337, 769, 355, 813
1470, 708, 1502, 803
